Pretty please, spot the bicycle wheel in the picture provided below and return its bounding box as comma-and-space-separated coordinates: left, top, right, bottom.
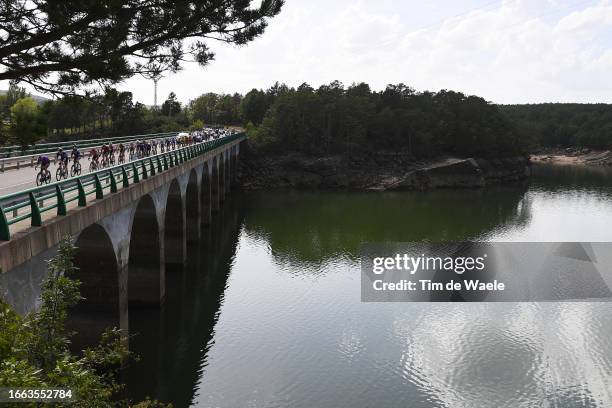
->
56, 167, 62, 181
36, 172, 44, 186
45, 170, 51, 184
75, 162, 81, 175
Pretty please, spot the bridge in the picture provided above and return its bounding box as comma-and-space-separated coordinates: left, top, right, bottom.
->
0, 133, 245, 336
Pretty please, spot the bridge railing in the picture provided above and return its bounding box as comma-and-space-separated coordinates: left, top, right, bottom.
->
0, 133, 245, 241
0, 131, 181, 161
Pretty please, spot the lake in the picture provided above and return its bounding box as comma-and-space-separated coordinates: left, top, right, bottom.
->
123, 163, 612, 408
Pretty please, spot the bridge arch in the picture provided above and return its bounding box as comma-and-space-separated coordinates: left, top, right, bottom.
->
128, 194, 164, 306
71, 223, 127, 346
74, 223, 120, 313
201, 164, 212, 226
164, 179, 185, 268
211, 156, 220, 213
186, 169, 200, 243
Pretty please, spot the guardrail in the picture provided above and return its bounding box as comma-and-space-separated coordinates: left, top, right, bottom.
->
0, 132, 184, 172
0, 133, 245, 241
0, 131, 180, 160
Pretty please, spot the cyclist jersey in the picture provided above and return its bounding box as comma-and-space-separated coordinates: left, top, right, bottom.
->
38, 156, 50, 166
57, 151, 68, 162
90, 149, 99, 158
71, 149, 80, 159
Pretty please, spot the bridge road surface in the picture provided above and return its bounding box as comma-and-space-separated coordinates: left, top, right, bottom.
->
0, 137, 219, 196
0, 150, 125, 196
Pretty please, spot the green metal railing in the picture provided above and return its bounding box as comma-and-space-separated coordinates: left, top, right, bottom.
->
0, 133, 245, 241
0, 131, 181, 159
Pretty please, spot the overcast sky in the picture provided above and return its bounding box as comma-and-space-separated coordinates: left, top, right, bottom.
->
11, 0, 612, 105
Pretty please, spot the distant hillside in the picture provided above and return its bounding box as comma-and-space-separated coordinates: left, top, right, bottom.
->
499, 103, 612, 150
0, 89, 50, 105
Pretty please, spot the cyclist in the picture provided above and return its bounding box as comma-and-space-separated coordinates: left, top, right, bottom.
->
101, 143, 110, 166
108, 142, 115, 165
35, 155, 51, 173
89, 147, 100, 170
56, 148, 69, 170
70, 144, 81, 164
118, 143, 126, 163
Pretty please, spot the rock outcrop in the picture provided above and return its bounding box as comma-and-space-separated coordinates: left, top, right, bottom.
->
240, 150, 530, 191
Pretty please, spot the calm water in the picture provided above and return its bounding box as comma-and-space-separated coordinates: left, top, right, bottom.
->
123, 164, 612, 408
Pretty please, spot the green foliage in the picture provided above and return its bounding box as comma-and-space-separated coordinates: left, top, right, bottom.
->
0, 236, 156, 407
161, 93, 181, 118
501, 104, 612, 150
243, 81, 523, 158
1, 1, 284, 95
9, 97, 46, 148
189, 92, 242, 125
240, 89, 270, 125
189, 120, 205, 131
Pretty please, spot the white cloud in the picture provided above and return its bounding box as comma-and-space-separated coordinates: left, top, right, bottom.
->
5, 0, 611, 104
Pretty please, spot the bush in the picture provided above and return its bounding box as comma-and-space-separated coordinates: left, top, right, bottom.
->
0, 236, 168, 407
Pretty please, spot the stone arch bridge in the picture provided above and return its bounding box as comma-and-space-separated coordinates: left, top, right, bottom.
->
0, 134, 245, 335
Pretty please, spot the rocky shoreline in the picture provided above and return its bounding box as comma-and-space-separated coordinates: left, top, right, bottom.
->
530, 147, 612, 166
240, 150, 530, 191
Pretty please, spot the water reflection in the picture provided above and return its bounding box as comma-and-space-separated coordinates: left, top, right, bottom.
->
241, 185, 531, 269
123, 196, 244, 406
122, 164, 612, 407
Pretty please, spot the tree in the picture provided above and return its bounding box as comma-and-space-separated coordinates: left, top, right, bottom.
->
10, 97, 46, 148
0, 0, 284, 94
189, 93, 219, 123
240, 89, 269, 125
0, 237, 143, 406
161, 92, 181, 118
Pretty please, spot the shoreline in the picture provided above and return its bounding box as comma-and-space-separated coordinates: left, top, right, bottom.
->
240, 152, 530, 191
530, 148, 612, 166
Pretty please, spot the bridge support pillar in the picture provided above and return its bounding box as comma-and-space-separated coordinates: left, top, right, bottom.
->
186, 171, 201, 244
201, 169, 212, 226
211, 162, 220, 213
231, 149, 238, 187
225, 154, 232, 195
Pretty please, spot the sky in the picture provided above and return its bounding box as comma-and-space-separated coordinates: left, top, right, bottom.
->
9, 0, 612, 105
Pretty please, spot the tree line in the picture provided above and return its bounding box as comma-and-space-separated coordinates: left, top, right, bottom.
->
0, 83, 243, 148
8, 81, 612, 157
501, 104, 612, 150
242, 81, 525, 159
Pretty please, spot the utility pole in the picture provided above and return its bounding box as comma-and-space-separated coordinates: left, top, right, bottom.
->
141, 65, 163, 110
153, 77, 159, 110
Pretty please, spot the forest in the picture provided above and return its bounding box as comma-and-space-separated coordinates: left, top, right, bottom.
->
3, 81, 611, 158
501, 103, 612, 150
241, 82, 524, 159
